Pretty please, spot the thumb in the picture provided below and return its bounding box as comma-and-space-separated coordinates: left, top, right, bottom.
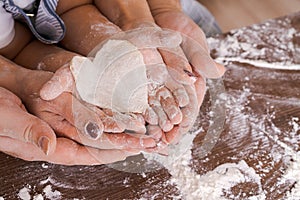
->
0, 104, 56, 155
181, 36, 225, 78
40, 65, 74, 100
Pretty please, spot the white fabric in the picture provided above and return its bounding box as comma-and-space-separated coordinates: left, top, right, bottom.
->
13, 0, 35, 9
0, 2, 15, 49
0, 0, 35, 49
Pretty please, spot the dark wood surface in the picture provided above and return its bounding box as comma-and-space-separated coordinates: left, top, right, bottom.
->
1, 12, 300, 200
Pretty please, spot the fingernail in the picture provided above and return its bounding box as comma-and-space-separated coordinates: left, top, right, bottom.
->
85, 122, 101, 139
38, 136, 50, 155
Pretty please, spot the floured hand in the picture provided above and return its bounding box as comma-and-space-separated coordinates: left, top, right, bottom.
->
0, 87, 139, 165
40, 64, 157, 150
58, 5, 190, 136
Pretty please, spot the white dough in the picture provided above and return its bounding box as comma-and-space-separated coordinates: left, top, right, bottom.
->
70, 40, 148, 113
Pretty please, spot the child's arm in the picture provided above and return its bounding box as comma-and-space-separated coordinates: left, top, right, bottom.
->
0, 22, 33, 60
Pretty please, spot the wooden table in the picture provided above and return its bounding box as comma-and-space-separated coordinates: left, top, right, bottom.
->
1, 12, 299, 200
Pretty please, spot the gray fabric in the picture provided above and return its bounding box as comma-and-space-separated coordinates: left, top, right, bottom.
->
180, 0, 222, 37
2, 0, 65, 44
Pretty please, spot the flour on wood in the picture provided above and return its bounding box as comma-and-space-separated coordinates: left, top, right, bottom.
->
70, 39, 148, 113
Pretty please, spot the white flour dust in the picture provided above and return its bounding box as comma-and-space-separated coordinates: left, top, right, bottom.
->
143, 129, 265, 200
17, 183, 61, 200
17, 186, 31, 200
215, 57, 300, 70
43, 185, 61, 200
142, 75, 299, 199
207, 17, 298, 65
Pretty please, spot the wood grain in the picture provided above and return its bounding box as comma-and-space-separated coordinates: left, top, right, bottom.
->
0, 12, 300, 200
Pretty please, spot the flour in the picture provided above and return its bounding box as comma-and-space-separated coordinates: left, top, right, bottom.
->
43, 185, 61, 200
144, 129, 265, 200
16, 183, 61, 200
280, 118, 300, 200
207, 17, 299, 65
215, 57, 300, 70
40, 176, 90, 190
0, 197, 4, 200
17, 186, 31, 200
70, 39, 148, 113
284, 152, 300, 200
33, 194, 44, 200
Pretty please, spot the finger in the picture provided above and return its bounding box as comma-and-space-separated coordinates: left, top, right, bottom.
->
166, 84, 198, 144
165, 126, 181, 145
194, 76, 207, 109
159, 47, 194, 85
97, 109, 125, 133
40, 66, 74, 101
165, 76, 190, 107
102, 133, 156, 149
141, 48, 168, 85
46, 114, 155, 150
49, 138, 139, 165
146, 125, 163, 141
181, 35, 226, 78
48, 93, 104, 140
148, 7, 226, 78
102, 109, 147, 135
81, 105, 125, 133
113, 112, 147, 135
0, 137, 139, 165
157, 87, 182, 125
143, 107, 159, 125
149, 96, 173, 132
0, 103, 56, 155
135, 114, 146, 125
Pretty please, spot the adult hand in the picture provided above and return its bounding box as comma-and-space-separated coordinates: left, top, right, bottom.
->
40, 64, 158, 150
94, 0, 211, 145
0, 55, 156, 150
147, 0, 226, 79
0, 87, 138, 165
58, 4, 189, 133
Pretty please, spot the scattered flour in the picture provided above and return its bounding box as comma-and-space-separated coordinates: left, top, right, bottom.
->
33, 194, 44, 200
43, 185, 61, 200
215, 57, 300, 70
144, 130, 265, 200
17, 186, 31, 200
251, 116, 300, 199
284, 152, 300, 200
16, 183, 61, 200
281, 118, 300, 200
41, 163, 49, 169
40, 176, 90, 190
